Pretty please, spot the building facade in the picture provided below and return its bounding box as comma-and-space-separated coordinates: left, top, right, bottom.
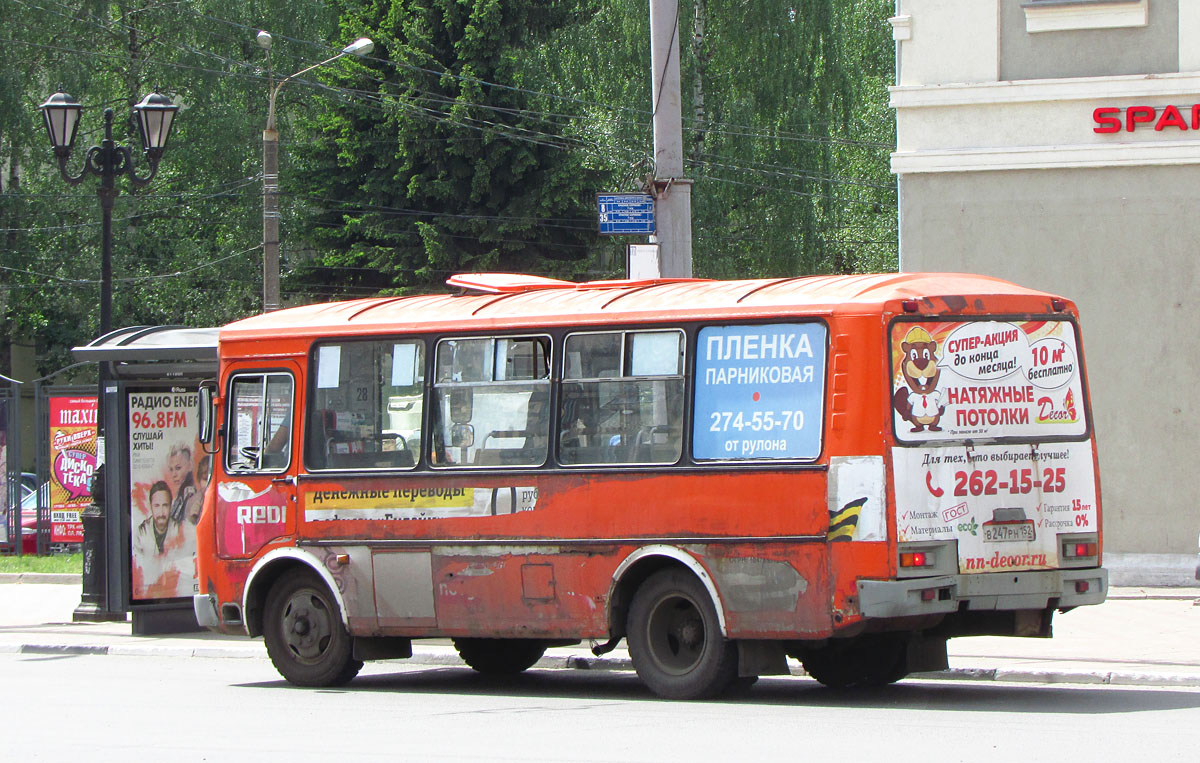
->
890, 0, 1198, 580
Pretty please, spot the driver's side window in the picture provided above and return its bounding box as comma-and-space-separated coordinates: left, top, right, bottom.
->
226, 373, 294, 473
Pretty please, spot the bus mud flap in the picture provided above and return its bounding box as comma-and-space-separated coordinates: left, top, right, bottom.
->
737, 640, 789, 677
905, 633, 948, 673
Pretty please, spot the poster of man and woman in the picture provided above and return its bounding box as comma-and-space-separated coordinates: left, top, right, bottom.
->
128, 390, 205, 600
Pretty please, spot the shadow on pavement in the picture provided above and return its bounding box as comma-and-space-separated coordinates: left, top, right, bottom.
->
236, 666, 1200, 714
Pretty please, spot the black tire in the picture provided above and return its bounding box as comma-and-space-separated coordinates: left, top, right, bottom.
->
627, 569, 739, 700
801, 634, 908, 689
263, 570, 363, 687
453, 638, 547, 674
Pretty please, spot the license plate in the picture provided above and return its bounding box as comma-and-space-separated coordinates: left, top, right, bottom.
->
983, 521, 1035, 543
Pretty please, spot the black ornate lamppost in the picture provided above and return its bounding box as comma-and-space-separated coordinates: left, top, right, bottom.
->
38, 91, 179, 622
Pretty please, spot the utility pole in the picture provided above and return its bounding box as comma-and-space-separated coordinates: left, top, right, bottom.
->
257, 32, 373, 312
649, 0, 693, 278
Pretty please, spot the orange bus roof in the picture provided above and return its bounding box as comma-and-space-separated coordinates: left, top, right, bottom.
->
220, 272, 1066, 343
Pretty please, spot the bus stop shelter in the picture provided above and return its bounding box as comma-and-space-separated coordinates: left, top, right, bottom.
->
72, 325, 217, 633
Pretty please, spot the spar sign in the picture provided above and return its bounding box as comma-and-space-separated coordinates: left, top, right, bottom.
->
48, 396, 97, 543
891, 319, 1087, 443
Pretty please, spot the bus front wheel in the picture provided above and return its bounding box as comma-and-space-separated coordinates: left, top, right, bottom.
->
263, 569, 363, 687
627, 569, 738, 700
453, 638, 547, 674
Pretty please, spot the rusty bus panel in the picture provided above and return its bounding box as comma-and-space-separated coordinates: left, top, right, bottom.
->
431, 550, 613, 639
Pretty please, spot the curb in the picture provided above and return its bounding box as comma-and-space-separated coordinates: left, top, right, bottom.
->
4, 641, 1198, 688
921, 667, 1200, 688
0, 573, 81, 585
0, 642, 264, 659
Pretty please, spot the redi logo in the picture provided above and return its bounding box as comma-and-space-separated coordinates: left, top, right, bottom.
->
237, 504, 286, 525
216, 482, 289, 557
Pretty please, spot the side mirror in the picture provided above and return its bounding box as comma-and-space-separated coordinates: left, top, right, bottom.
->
450, 423, 475, 449
198, 383, 216, 444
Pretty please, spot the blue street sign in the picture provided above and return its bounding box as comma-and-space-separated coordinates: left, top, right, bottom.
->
598, 193, 655, 235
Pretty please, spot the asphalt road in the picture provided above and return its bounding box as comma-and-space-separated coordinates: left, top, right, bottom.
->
6, 652, 1200, 761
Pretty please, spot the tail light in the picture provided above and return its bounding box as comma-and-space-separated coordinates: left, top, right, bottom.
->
1059, 533, 1100, 567
1063, 542, 1098, 558
897, 541, 955, 578
900, 551, 936, 568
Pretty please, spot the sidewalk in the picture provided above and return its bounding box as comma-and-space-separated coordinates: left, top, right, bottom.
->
1, 577, 1197, 688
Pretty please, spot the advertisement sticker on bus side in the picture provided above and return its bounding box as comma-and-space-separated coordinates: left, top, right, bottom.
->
692, 323, 827, 461
889, 319, 1097, 571
302, 485, 538, 521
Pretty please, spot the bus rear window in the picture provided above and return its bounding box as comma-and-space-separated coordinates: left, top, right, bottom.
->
890, 319, 1088, 444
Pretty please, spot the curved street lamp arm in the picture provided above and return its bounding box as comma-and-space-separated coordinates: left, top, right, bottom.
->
121, 146, 163, 189
52, 147, 93, 186
51, 107, 163, 188
265, 51, 347, 131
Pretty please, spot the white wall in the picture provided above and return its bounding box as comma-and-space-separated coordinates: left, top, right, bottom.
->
895, 0, 999, 86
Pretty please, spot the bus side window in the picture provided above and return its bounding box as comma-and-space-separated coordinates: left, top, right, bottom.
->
559, 330, 684, 466
432, 336, 550, 468
307, 339, 424, 471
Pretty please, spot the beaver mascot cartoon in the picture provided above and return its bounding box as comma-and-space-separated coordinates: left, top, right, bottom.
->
893, 326, 945, 432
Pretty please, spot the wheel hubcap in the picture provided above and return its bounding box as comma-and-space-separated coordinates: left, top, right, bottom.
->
281, 590, 333, 663
647, 594, 706, 675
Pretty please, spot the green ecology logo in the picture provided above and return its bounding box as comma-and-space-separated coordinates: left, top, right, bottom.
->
957, 517, 979, 536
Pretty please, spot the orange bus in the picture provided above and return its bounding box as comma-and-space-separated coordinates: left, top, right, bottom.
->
193, 272, 1106, 699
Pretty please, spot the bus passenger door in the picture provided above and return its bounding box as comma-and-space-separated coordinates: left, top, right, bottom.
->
215, 366, 299, 559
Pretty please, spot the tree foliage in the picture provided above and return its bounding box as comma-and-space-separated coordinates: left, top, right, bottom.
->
1, 0, 896, 374
290, 0, 602, 297
521, 0, 897, 280
0, 0, 341, 372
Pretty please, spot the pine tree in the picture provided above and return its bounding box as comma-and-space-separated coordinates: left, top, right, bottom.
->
292, 0, 601, 297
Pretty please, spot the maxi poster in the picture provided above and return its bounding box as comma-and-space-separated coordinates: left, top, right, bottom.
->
128, 388, 205, 600
48, 396, 96, 543
890, 319, 1098, 571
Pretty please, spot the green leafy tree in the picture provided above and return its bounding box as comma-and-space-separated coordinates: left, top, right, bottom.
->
521, 0, 897, 280
290, 0, 603, 297
1, 0, 897, 375
0, 0, 338, 374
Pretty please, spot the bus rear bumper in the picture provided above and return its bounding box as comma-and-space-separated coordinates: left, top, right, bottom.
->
857, 567, 1108, 619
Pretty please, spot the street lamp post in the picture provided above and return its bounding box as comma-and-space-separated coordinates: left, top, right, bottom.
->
257, 33, 373, 312
38, 90, 179, 622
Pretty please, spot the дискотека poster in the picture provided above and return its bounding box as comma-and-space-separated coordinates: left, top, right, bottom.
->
48, 396, 96, 544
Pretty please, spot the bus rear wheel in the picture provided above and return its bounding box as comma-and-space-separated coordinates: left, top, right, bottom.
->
263, 569, 362, 687
453, 638, 547, 674
627, 569, 738, 700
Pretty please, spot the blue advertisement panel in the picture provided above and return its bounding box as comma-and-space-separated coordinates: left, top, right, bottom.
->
693, 323, 827, 460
